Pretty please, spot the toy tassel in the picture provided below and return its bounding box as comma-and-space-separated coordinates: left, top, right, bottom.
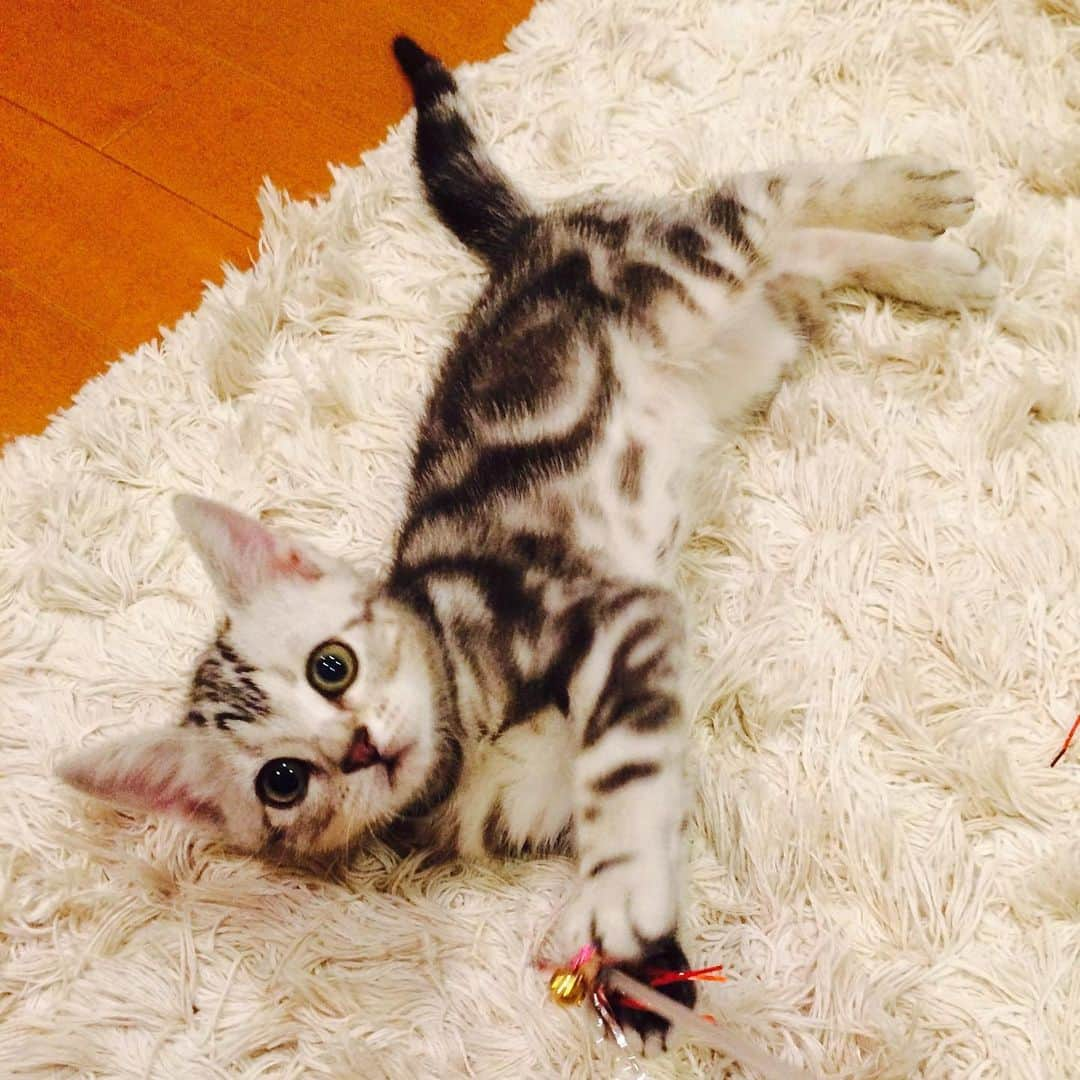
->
604, 970, 814, 1080
616, 962, 726, 1012
649, 962, 727, 988
544, 944, 813, 1079
1049, 714, 1080, 767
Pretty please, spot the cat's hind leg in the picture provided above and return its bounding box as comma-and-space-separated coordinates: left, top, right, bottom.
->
733, 157, 978, 239
777, 226, 1000, 312
763, 272, 830, 348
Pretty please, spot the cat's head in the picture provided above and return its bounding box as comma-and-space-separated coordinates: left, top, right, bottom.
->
57, 495, 453, 857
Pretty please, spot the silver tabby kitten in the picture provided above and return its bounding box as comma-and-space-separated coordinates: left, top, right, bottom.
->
59, 36, 998, 1051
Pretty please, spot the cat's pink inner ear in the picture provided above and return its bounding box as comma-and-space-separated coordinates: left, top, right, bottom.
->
214, 505, 322, 582
57, 733, 224, 827
270, 547, 323, 583
127, 771, 224, 825
174, 494, 323, 603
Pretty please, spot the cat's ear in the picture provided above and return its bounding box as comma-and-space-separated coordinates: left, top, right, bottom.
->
56, 728, 225, 827
173, 495, 324, 606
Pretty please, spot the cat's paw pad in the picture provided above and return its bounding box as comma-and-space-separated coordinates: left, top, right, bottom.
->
869, 156, 977, 238
606, 935, 698, 1057
923, 239, 1001, 310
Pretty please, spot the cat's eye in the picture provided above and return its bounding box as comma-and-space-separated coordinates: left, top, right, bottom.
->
255, 758, 310, 808
306, 640, 359, 697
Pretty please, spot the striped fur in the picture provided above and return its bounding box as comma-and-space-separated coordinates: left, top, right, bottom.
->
58, 34, 1000, 1053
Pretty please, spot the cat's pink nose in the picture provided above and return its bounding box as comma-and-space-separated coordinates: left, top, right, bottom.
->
342, 727, 381, 773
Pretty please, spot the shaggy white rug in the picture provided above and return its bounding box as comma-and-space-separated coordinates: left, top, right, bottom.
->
2, 0, 1078, 1076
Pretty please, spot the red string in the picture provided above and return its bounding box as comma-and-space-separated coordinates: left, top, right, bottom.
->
1050, 714, 1080, 768
616, 963, 726, 1013
647, 962, 726, 987
569, 944, 598, 968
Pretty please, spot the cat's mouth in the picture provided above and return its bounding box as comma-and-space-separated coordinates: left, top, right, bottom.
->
381, 745, 411, 787
341, 729, 412, 787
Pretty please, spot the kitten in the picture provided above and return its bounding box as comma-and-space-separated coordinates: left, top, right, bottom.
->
58, 35, 998, 1052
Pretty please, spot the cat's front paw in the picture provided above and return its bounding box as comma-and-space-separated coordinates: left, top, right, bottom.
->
557, 864, 687, 1055
866, 155, 977, 239
565, 855, 678, 962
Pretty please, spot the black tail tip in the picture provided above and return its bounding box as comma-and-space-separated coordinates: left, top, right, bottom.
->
392, 35, 455, 105
392, 35, 432, 77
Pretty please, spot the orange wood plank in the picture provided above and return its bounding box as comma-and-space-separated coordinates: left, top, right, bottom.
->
106, 65, 359, 236
114, 0, 535, 137
1, 1, 534, 444
0, 276, 112, 441
0, 98, 254, 349
0, 0, 209, 148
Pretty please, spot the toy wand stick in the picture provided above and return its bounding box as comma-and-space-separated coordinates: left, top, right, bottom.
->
604, 970, 816, 1080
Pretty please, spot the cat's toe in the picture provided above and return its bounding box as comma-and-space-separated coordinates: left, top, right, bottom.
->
566, 854, 678, 963
928, 241, 1001, 310
642, 1030, 667, 1058
873, 155, 978, 238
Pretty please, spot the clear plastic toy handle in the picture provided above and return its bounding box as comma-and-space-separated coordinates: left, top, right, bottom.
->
605, 971, 816, 1080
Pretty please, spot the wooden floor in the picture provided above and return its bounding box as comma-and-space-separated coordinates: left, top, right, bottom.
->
0, 0, 533, 443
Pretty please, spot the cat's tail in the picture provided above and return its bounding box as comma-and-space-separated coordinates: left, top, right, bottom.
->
392, 35, 533, 268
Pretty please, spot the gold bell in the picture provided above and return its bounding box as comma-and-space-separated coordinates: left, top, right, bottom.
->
549, 968, 590, 1007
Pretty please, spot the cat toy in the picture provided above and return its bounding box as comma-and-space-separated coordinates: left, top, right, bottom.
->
1050, 714, 1080, 767
543, 944, 814, 1080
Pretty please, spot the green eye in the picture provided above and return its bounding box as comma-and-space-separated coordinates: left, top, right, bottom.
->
307, 640, 358, 697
